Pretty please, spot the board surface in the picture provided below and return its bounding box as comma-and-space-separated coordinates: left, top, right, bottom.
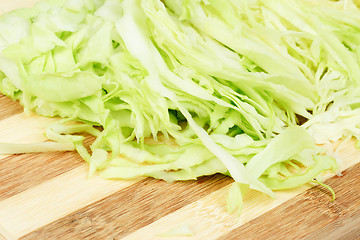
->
1, 1, 360, 239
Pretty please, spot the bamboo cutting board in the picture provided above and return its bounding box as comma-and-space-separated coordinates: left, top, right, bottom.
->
1, 1, 360, 239
2, 96, 360, 240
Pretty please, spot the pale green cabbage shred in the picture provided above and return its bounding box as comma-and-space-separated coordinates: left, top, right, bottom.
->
1, 0, 359, 214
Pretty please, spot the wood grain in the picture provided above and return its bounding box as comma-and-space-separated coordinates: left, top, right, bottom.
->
220, 162, 360, 240
0, 94, 23, 121
21, 175, 232, 240
0, 166, 142, 239
118, 141, 360, 240
0, 112, 57, 145
0, 151, 83, 201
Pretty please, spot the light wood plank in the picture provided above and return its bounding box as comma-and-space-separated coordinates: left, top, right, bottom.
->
0, 0, 41, 14
0, 113, 59, 162
0, 149, 84, 201
0, 112, 57, 144
220, 162, 360, 239
20, 175, 232, 240
0, 165, 142, 240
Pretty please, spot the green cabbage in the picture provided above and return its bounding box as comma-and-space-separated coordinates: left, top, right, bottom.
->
1, 0, 358, 213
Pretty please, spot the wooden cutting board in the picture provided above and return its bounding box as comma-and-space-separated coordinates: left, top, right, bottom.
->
2, 103, 360, 240
1, 1, 360, 239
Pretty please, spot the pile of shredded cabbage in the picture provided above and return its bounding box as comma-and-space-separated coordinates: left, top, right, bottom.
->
1, 0, 359, 214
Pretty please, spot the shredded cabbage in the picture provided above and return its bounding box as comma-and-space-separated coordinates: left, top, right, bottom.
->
1, 0, 358, 213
